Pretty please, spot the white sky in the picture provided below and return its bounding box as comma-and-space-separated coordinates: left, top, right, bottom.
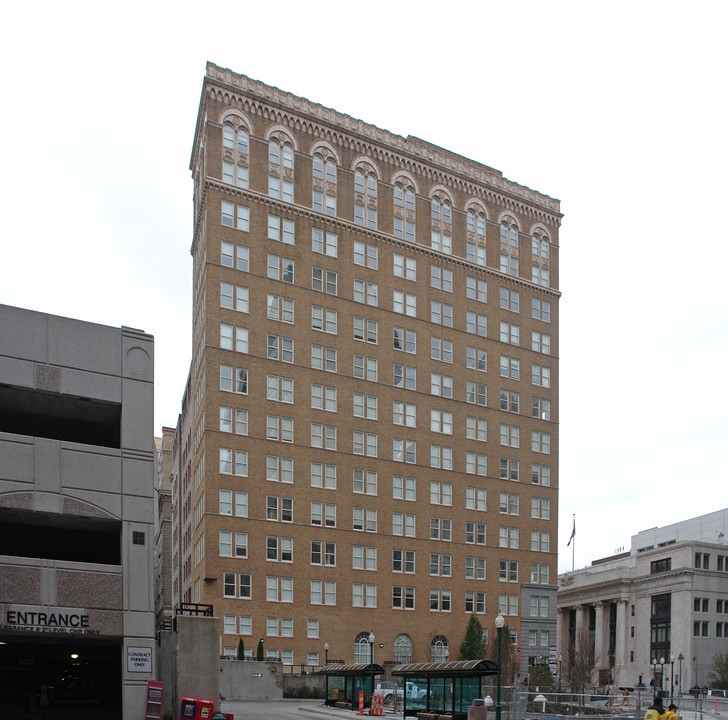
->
1, 1, 726, 574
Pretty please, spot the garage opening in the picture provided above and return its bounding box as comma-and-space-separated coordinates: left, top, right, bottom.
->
0, 634, 122, 719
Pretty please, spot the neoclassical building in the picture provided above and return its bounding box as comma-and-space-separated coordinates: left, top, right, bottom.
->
557, 509, 728, 692
170, 62, 562, 675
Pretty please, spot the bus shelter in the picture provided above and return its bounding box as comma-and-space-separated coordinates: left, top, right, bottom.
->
322, 663, 384, 708
392, 659, 498, 718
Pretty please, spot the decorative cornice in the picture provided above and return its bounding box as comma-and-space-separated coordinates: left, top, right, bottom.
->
203, 63, 562, 224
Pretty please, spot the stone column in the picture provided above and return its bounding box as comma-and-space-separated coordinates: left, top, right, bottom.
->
594, 601, 606, 672
614, 599, 628, 687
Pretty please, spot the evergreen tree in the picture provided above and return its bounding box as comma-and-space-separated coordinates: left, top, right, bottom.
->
237, 638, 245, 660
256, 638, 264, 661
708, 652, 728, 689
459, 614, 487, 660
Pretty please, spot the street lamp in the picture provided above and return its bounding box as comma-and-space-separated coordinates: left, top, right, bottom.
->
495, 613, 505, 720
670, 654, 675, 703
652, 658, 658, 693
678, 653, 684, 697
660, 657, 665, 695
369, 632, 375, 706
324, 641, 329, 665
558, 655, 563, 695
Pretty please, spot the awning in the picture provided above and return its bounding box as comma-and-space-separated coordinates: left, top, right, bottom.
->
321, 663, 384, 675
392, 659, 498, 677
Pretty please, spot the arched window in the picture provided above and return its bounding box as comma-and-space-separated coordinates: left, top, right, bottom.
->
354, 632, 374, 663
430, 635, 449, 662
268, 134, 294, 203
312, 150, 338, 217
499, 220, 519, 277
531, 231, 550, 287
394, 180, 416, 243
221, 120, 249, 189
431, 192, 453, 255
394, 634, 413, 664
467, 209, 486, 237
354, 166, 378, 229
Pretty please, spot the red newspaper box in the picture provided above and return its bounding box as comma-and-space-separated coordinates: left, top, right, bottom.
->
180, 697, 215, 720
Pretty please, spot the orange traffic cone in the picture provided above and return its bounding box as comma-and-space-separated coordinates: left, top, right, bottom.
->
359, 691, 364, 715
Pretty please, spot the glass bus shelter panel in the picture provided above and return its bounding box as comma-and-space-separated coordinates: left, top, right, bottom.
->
455, 677, 481, 714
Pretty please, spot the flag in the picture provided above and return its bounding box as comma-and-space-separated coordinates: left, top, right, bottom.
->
567, 516, 575, 547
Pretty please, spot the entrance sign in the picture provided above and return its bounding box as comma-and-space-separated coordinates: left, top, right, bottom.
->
128, 646, 153, 672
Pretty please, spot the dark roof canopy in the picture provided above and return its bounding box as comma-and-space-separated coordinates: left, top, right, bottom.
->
321, 663, 384, 675
392, 659, 498, 677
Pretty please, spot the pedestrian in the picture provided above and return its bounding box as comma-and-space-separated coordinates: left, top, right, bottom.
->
644, 695, 665, 720
665, 703, 679, 720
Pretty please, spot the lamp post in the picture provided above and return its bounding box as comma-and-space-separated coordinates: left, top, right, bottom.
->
670, 654, 675, 703
558, 654, 563, 695
495, 613, 505, 720
660, 657, 665, 696
652, 658, 658, 692
324, 641, 329, 665
369, 631, 375, 706
678, 653, 684, 697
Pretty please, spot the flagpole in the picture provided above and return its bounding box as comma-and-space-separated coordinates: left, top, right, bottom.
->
572, 514, 575, 571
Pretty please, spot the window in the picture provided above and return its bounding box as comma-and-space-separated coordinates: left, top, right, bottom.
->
532, 331, 551, 355
532, 397, 551, 420
353, 316, 378, 343
499, 288, 520, 312
312, 267, 338, 295
429, 589, 452, 612
311, 345, 337, 373
466, 522, 487, 545
500, 390, 520, 413
353, 393, 378, 420
310, 501, 336, 528
466, 381, 487, 406
267, 294, 294, 323
219, 406, 248, 435
466, 311, 487, 337
393, 290, 417, 317
530, 596, 550, 618
312, 306, 338, 334
465, 556, 487, 580
220, 241, 249, 272
222, 122, 249, 186
466, 416, 487, 442
500, 356, 520, 380
352, 545, 377, 570
393, 326, 416, 353
531, 563, 550, 584
466, 452, 487, 476
500, 424, 520, 448
312, 227, 338, 257
223, 572, 251, 599
500, 322, 520, 346
430, 553, 452, 577
531, 464, 551, 486
393, 475, 416, 501
430, 481, 453, 506
267, 455, 294, 483
267, 254, 295, 283
393, 363, 416, 389
465, 591, 486, 614
431, 301, 453, 327
354, 354, 378, 381
467, 277, 488, 302
265, 335, 294, 364
310, 580, 336, 606
392, 586, 415, 610
267, 375, 294, 403
431, 337, 453, 362
220, 323, 248, 354
267, 415, 294, 443
219, 490, 247, 517
531, 497, 551, 520
394, 253, 417, 281
310, 423, 336, 450
310, 462, 336, 489
467, 346, 487, 371
311, 540, 336, 567
393, 401, 417, 427
499, 492, 519, 516
353, 241, 378, 268
354, 168, 378, 229
392, 512, 416, 536
500, 220, 519, 277
467, 242, 486, 266
267, 215, 295, 245
353, 507, 377, 532
311, 383, 337, 412
219, 448, 248, 476
352, 583, 378, 608
531, 530, 550, 552
532, 298, 551, 322
353, 278, 378, 306
500, 458, 520, 482
221, 200, 250, 231
220, 365, 248, 394
430, 517, 452, 541
532, 364, 551, 388
353, 468, 378, 495
532, 431, 551, 454
393, 438, 416, 464
466, 487, 487, 511
430, 409, 453, 434
498, 593, 519, 616
353, 430, 378, 457
393, 549, 416, 573
431, 266, 453, 292
266, 537, 293, 563
393, 182, 416, 243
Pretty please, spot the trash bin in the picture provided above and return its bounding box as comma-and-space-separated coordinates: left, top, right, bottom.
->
468, 698, 487, 720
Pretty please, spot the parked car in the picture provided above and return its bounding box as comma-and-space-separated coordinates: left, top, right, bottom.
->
705, 689, 728, 700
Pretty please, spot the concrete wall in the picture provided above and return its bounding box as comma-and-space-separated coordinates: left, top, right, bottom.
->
175, 615, 221, 708
219, 660, 283, 700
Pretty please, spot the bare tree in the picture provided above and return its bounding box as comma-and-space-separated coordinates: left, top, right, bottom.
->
487, 621, 517, 686
565, 627, 597, 702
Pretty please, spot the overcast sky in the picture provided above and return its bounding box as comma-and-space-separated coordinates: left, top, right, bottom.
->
1, 1, 726, 573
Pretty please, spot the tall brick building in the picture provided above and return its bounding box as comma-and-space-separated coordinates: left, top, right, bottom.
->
171, 62, 561, 676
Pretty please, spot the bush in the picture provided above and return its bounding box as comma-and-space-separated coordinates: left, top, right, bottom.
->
283, 685, 325, 699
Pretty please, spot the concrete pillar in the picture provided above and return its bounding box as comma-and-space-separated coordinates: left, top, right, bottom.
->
594, 602, 606, 671
614, 600, 628, 687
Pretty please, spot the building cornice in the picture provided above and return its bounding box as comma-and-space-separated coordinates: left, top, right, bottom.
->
202, 63, 562, 226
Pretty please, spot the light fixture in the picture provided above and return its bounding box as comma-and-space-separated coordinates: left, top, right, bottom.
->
495, 614, 505, 720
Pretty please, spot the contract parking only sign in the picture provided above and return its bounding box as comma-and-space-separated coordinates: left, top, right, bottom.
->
127, 646, 153, 673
